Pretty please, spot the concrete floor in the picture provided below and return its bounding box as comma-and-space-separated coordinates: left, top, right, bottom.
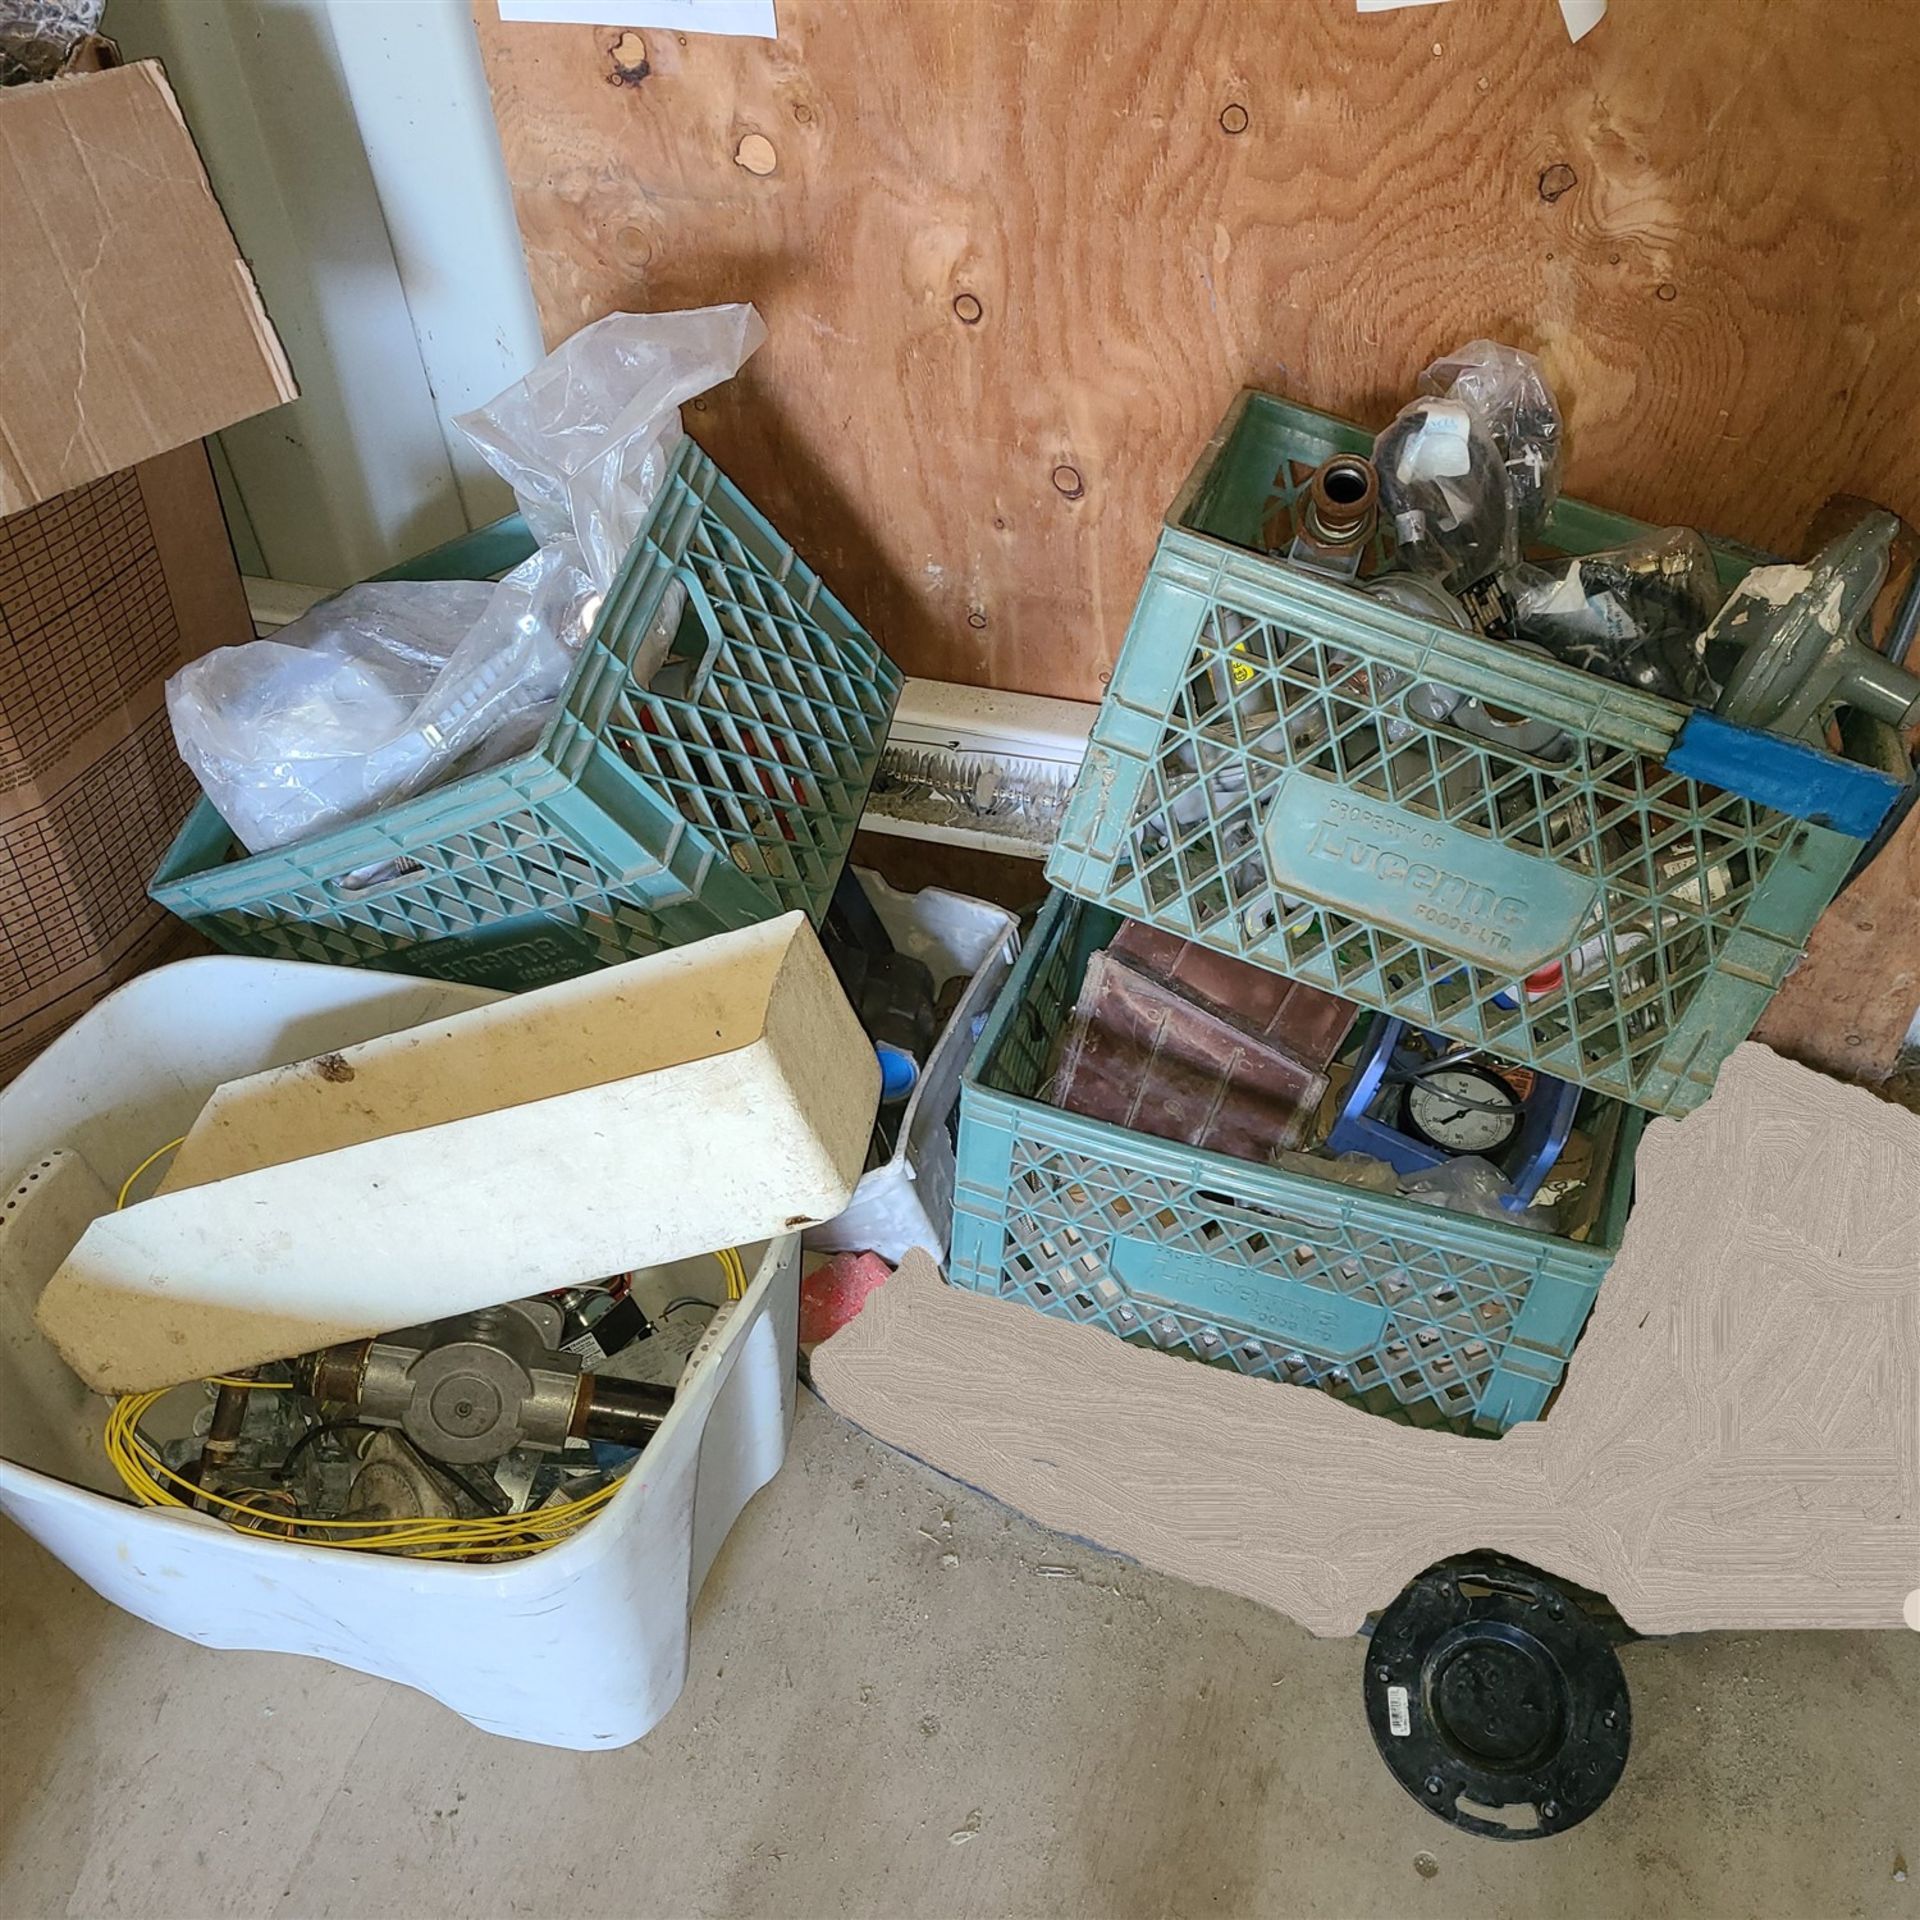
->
0, 1393, 1913, 1920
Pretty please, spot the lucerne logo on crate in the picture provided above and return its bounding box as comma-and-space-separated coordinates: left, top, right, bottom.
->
1261, 775, 1601, 972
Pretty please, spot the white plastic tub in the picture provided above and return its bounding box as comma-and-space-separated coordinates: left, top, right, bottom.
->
806, 872, 1020, 1264
0, 957, 800, 1750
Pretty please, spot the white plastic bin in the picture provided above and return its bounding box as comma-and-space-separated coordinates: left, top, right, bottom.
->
0, 957, 800, 1751
807, 871, 1020, 1263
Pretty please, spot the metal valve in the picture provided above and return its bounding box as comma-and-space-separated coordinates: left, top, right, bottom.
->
302, 1298, 673, 1466
1713, 511, 1920, 740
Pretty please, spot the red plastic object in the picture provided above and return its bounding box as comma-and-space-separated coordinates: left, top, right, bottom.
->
801, 1250, 894, 1346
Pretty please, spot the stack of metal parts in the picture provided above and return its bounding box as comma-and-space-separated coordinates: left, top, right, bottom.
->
153, 1282, 686, 1544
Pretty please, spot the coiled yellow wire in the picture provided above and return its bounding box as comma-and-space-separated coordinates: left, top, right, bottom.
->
102, 1388, 625, 1558
101, 1136, 754, 1559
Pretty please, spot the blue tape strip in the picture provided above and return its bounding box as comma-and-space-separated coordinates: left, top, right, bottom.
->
1667, 712, 1906, 840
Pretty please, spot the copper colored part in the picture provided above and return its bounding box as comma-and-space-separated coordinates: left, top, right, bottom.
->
1304, 456, 1379, 548
577, 1375, 675, 1448
569, 1371, 596, 1440
194, 1374, 253, 1510
304, 1340, 373, 1406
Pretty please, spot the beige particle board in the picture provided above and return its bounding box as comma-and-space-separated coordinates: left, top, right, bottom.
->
812, 1044, 1920, 1637
36, 914, 878, 1393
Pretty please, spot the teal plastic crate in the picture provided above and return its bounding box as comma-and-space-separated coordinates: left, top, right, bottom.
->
1045, 390, 1897, 1116
951, 892, 1644, 1434
152, 439, 901, 990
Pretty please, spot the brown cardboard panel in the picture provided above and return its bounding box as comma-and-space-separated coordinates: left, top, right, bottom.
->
0, 445, 250, 1086
0, 59, 296, 515
814, 1045, 1920, 1638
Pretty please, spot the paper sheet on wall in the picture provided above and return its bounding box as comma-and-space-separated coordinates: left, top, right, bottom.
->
496, 0, 776, 36
1352, 0, 1608, 39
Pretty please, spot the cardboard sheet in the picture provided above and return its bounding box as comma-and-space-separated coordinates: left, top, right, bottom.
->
814, 1045, 1920, 1638
0, 443, 249, 1084
0, 59, 296, 515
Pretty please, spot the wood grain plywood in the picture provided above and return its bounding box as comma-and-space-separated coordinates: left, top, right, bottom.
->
813, 1045, 1920, 1638
474, 0, 1920, 699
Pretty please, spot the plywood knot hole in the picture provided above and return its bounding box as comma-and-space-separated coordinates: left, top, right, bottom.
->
1218, 102, 1249, 135
967, 609, 988, 630
952, 291, 984, 325
1538, 162, 1578, 204
604, 30, 649, 87
735, 132, 778, 176
1051, 464, 1085, 500
1656, 281, 1678, 302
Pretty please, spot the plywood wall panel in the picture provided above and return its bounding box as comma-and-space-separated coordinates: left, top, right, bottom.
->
474, 0, 1920, 699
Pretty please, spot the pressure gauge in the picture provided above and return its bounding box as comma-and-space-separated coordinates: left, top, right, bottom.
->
1401, 1065, 1523, 1157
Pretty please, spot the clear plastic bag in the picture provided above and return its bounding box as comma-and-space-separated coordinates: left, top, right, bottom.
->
166, 583, 492, 855
1420, 341, 1562, 546
0, 0, 103, 83
456, 304, 767, 593
1375, 340, 1562, 589
1511, 527, 1727, 703
1399, 1155, 1557, 1233
169, 306, 764, 853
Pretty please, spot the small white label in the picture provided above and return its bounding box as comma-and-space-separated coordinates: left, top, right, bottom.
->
1387, 1684, 1412, 1737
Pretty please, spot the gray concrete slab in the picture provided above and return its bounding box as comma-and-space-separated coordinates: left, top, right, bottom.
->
0, 1394, 1913, 1919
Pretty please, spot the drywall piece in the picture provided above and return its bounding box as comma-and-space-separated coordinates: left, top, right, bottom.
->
814, 1044, 1919, 1637
37, 913, 877, 1393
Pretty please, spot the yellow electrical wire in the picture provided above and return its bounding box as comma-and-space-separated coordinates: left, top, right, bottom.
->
101, 1137, 739, 1559
103, 1389, 624, 1558
115, 1135, 186, 1211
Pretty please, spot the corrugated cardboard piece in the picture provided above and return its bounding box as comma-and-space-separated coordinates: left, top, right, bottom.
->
0, 50, 294, 1085
0, 443, 249, 1081
0, 59, 296, 514
36, 914, 882, 1393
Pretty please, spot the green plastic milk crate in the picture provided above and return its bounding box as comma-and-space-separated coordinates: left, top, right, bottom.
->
949, 893, 1644, 1433
1045, 390, 1888, 1116
151, 439, 902, 990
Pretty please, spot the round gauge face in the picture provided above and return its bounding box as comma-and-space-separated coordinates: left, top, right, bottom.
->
1403, 1066, 1522, 1156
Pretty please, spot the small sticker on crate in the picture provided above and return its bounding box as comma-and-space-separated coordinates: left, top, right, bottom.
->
1387, 1684, 1412, 1737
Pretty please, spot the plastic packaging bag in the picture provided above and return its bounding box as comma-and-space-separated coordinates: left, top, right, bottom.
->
1375, 340, 1562, 588
0, 0, 103, 83
456, 304, 764, 594
1399, 1156, 1557, 1234
1272, 1148, 1401, 1194
1510, 527, 1727, 704
168, 582, 492, 855
168, 305, 765, 854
